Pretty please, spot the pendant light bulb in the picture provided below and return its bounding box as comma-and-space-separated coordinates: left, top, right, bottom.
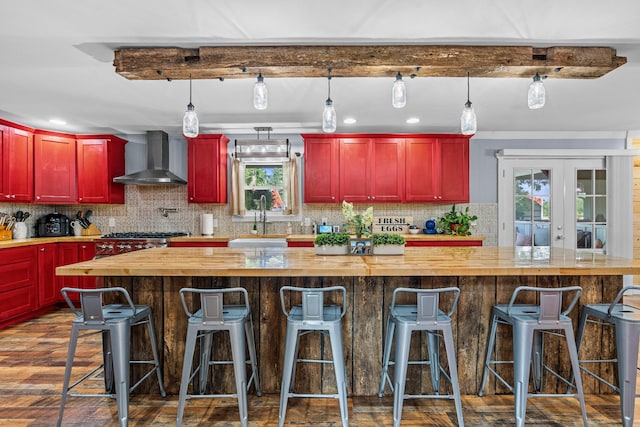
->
183, 74, 199, 138
528, 72, 546, 109
253, 72, 268, 110
392, 72, 407, 108
322, 68, 337, 133
460, 72, 477, 135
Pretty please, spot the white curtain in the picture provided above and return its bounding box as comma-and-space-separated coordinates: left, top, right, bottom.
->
230, 158, 246, 216
284, 156, 299, 215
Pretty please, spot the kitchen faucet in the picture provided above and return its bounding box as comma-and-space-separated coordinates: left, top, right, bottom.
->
259, 194, 267, 235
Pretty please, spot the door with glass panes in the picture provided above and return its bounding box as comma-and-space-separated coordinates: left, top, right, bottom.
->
498, 157, 606, 253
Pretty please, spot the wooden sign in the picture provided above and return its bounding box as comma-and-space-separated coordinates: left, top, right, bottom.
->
372, 216, 413, 234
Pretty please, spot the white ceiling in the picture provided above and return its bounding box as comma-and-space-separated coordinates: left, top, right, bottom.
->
1, 0, 640, 139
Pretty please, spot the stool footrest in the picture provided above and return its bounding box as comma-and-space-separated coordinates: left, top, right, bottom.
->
288, 392, 340, 399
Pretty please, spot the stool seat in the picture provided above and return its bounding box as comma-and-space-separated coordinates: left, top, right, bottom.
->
57, 287, 166, 427
478, 285, 588, 427
278, 285, 348, 427
176, 287, 261, 427
378, 287, 464, 427
575, 285, 640, 427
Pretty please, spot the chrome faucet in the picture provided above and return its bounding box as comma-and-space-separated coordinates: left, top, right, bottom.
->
259, 194, 267, 235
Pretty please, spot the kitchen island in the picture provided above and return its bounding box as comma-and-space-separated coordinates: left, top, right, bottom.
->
56, 246, 640, 397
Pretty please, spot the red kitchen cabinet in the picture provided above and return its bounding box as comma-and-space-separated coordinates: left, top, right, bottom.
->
57, 242, 97, 302
303, 135, 339, 203
0, 123, 34, 202
33, 131, 77, 204
339, 138, 404, 203
76, 135, 127, 204
170, 241, 228, 247
187, 134, 229, 203
405, 136, 469, 203
37, 243, 58, 308
0, 246, 38, 328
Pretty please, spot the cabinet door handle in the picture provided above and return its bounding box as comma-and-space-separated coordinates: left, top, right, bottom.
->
40, 248, 45, 252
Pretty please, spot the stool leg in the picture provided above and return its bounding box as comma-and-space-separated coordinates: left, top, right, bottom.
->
531, 330, 543, 393
57, 325, 80, 427
229, 323, 249, 427
245, 315, 262, 396
393, 322, 411, 427
144, 313, 166, 397
426, 330, 441, 394
102, 331, 114, 393
378, 316, 395, 397
329, 323, 348, 427
278, 323, 299, 427
513, 323, 533, 427
198, 331, 214, 394
442, 325, 464, 427
616, 321, 640, 427
478, 311, 498, 396
110, 320, 131, 427
176, 326, 198, 426
563, 323, 589, 426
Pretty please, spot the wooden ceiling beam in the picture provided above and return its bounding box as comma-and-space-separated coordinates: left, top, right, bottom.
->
113, 45, 626, 81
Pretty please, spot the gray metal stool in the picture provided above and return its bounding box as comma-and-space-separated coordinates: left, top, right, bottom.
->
278, 285, 348, 427
57, 287, 166, 427
378, 286, 464, 427
478, 285, 588, 427
575, 285, 640, 427
176, 287, 261, 427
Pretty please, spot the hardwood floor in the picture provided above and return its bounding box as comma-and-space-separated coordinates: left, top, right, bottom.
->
0, 307, 634, 426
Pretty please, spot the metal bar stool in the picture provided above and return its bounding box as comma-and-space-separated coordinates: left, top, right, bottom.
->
176, 287, 261, 427
575, 285, 640, 427
378, 286, 464, 427
478, 285, 588, 427
278, 285, 348, 427
57, 287, 166, 427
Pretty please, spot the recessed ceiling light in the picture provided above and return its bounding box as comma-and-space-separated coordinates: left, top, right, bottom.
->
49, 119, 67, 125
406, 117, 420, 124
343, 117, 356, 124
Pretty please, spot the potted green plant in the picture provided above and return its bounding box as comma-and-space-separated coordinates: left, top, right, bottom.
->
437, 205, 478, 236
372, 233, 406, 255
314, 232, 350, 255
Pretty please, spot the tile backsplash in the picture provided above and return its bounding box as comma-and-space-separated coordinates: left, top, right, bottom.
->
5, 185, 498, 245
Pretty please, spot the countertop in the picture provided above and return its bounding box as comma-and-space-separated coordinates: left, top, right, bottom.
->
56, 246, 640, 277
0, 236, 98, 248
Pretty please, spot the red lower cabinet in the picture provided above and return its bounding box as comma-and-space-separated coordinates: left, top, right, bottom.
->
37, 243, 58, 308
57, 242, 97, 302
0, 246, 38, 327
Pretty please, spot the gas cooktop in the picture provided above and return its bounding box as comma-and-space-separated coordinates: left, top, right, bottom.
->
100, 232, 189, 239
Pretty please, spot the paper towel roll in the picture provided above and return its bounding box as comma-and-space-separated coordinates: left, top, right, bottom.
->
201, 214, 214, 236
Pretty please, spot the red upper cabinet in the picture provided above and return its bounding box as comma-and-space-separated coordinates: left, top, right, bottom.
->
0, 125, 34, 202
405, 136, 470, 203
76, 135, 126, 204
33, 132, 77, 204
303, 135, 339, 203
186, 134, 229, 203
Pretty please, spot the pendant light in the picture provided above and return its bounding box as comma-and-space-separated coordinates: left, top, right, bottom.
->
322, 68, 336, 133
253, 72, 268, 110
182, 74, 199, 137
460, 72, 477, 135
528, 72, 546, 109
392, 72, 407, 108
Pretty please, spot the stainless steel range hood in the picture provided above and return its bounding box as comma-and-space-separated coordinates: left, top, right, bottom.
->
113, 130, 187, 185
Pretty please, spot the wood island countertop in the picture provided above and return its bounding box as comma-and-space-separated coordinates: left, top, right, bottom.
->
56, 246, 640, 277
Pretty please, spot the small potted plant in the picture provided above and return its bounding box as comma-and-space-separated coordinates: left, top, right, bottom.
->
372, 233, 406, 255
437, 205, 478, 236
314, 232, 350, 255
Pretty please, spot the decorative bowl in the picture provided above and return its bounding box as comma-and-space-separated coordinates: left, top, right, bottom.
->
408, 228, 420, 234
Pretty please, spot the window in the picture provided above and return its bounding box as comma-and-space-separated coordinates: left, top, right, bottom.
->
244, 162, 287, 213
575, 169, 606, 251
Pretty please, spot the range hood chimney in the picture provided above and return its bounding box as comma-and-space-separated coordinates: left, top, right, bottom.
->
113, 130, 187, 185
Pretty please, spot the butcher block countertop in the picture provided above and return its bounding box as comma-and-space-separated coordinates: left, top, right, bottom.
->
56, 246, 640, 277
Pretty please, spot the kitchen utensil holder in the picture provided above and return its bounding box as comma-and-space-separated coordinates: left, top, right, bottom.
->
0, 226, 12, 240
82, 223, 102, 236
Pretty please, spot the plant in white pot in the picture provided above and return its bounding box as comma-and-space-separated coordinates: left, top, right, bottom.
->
314, 232, 350, 255
372, 233, 406, 255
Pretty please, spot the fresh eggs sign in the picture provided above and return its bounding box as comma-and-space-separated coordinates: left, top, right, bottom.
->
372, 216, 413, 234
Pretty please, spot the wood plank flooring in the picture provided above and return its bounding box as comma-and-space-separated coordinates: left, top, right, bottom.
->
0, 307, 635, 426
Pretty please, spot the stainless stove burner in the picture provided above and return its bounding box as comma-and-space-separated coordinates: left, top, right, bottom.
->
95, 232, 188, 257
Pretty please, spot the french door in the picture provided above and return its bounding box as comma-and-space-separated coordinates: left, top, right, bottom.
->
498, 156, 606, 253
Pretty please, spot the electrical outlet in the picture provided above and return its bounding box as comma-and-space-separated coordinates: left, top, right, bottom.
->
108, 217, 116, 227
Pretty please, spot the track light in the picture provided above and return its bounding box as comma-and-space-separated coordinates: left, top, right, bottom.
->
460, 72, 477, 135
392, 72, 406, 108
253, 72, 268, 110
322, 68, 337, 133
528, 72, 546, 109
182, 74, 199, 138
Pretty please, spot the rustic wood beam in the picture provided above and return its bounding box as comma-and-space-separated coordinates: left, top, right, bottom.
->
114, 45, 626, 81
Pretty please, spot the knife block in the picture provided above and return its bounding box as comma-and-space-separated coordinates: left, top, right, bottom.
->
0, 226, 11, 240
82, 223, 102, 236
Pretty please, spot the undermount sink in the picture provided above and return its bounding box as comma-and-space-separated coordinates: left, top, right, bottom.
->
228, 237, 288, 248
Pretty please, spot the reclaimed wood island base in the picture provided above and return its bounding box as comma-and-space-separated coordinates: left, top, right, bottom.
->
56, 246, 640, 397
